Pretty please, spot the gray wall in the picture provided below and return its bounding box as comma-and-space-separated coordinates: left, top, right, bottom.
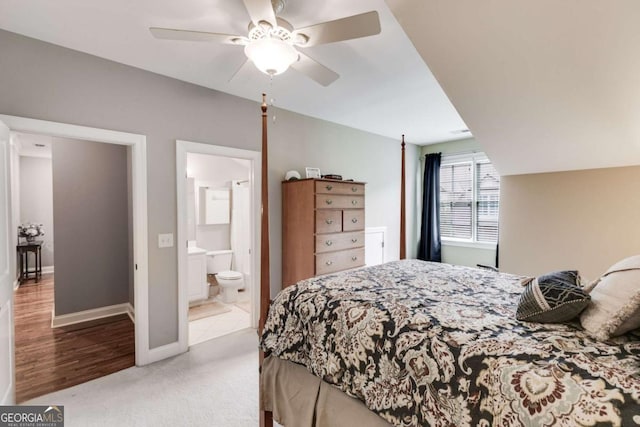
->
0, 29, 420, 348
19, 156, 54, 267
52, 137, 129, 315
268, 108, 420, 286
500, 165, 640, 281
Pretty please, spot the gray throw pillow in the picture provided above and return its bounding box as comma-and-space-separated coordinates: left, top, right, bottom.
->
516, 270, 591, 323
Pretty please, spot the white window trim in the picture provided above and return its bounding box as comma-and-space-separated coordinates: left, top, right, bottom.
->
441, 152, 488, 166
439, 151, 499, 246
442, 238, 497, 250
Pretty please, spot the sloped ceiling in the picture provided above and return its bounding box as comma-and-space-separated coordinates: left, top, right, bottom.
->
386, 0, 640, 175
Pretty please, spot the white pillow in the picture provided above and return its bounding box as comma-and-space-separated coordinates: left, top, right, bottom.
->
580, 255, 640, 341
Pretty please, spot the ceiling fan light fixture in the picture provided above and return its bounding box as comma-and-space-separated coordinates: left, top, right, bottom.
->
244, 37, 298, 76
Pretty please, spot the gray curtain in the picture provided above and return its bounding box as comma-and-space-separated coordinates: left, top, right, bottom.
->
418, 153, 442, 262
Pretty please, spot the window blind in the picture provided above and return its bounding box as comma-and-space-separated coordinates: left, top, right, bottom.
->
440, 162, 473, 239
476, 161, 500, 242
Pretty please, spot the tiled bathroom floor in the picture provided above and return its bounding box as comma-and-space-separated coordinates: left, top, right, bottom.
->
188, 303, 252, 346
189, 292, 251, 346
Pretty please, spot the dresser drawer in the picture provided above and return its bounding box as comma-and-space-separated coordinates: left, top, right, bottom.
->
315, 181, 365, 195
342, 209, 364, 231
316, 210, 342, 234
316, 194, 364, 210
315, 231, 364, 254
316, 248, 365, 275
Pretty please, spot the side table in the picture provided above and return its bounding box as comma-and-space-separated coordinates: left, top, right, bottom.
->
17, 240, 43, 284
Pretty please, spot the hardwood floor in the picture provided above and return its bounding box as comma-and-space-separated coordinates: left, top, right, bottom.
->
14, 275, 135, 403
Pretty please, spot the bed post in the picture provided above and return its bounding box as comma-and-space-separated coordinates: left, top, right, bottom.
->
400, 135, 406, 260
259, 93, 273, 427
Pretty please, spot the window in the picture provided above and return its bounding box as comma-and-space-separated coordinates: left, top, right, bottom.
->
439, 154, 500, 244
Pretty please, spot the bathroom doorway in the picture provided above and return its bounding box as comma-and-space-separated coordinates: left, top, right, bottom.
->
176, 141, 261, 350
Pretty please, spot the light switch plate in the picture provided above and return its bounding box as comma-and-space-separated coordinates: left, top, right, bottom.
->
158, 233, 174, 248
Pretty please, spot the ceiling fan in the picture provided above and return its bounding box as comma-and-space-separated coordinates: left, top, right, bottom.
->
149, 0, 381, 86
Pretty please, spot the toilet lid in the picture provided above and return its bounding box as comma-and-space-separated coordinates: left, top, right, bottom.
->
217, 270, 243, 280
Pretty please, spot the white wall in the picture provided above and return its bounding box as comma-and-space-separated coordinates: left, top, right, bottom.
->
421, 137, 498, 268
19, 156, 54, 268
9, 135, 21, 284
187, 153, 250, 252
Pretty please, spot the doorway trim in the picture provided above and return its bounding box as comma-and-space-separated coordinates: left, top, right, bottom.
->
176, 140, 261, 353
0, 114, 151, 366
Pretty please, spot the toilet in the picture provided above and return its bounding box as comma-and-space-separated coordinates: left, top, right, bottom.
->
206, 249, 244, 303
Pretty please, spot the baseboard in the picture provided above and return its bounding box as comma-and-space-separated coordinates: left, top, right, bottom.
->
13, 279, 19, 291
22, 266, 54, 275
145, 341, 182, 365
51, 302, 131, 328
126, 303, 135, 323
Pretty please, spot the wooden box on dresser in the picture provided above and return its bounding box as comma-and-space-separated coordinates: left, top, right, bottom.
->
282, 178, 366, 287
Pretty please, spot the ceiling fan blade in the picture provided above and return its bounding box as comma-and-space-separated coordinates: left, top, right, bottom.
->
228, 59, 254, 82
291, 51, 339, 86
293, 11, 381, 47
242, 0, 277, 27
149, 27, 246, 45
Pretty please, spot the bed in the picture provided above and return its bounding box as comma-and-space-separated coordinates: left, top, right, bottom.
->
255, 95, 640, 426
260, 260, 640, 426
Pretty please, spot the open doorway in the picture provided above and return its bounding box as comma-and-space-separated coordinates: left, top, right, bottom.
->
176, 141, 261, 351
10, 132, 135, 402
0, 114, 149, 406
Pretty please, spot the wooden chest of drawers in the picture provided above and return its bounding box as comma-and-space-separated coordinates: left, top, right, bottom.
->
282, 178, 366, 287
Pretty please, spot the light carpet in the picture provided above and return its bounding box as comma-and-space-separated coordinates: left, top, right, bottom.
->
27, 328, 260, 427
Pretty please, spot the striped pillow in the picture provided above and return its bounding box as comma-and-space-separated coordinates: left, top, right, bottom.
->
516, 270, 591, 323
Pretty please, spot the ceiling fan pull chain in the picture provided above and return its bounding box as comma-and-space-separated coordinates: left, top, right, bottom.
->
268, 81, 277, 123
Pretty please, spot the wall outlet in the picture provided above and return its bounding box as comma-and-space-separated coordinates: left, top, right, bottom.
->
158, 233, 174, 248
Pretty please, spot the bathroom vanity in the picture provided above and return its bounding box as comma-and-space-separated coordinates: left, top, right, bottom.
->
187, 246, 208, 302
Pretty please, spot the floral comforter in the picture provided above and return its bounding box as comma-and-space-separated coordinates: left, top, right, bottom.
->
261, 260, 640, 426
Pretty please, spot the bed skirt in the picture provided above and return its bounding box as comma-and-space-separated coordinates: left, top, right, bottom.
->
261, 356, 392, 427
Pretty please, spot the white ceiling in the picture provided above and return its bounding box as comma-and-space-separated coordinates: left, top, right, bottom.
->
0, 0, 469, 145
387, 0, 640, 175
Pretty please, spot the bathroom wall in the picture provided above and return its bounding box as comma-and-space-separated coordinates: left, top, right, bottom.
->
19, 156, 54, 268
186, 153, 250, 252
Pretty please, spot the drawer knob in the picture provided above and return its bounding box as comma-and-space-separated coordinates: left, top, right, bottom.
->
326, 219, 334, 225
326, 199, 333, 205
351, 218, 358, 223
325, 240, 333, 246
326, 185, 333, 191
351, 200, 358, 205
351, 238, 358, 243
351, 256, 358, 261
326, 261, 333, 266
351, 187, 358, 192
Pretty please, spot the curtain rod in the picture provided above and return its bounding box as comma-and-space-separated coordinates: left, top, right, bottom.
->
420, 149, 483, 161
